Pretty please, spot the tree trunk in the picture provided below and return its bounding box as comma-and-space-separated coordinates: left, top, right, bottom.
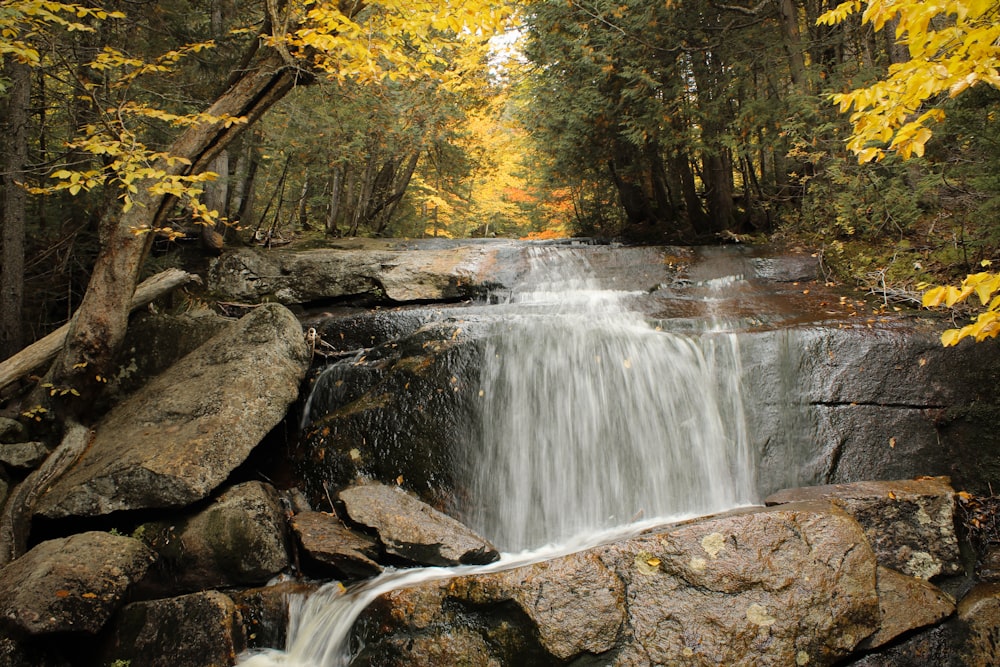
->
1, 57, 31, 360
0, 269, 199, 393
44, 50, 303, 419
780, 0, 808, 89
325, 166, 343, 235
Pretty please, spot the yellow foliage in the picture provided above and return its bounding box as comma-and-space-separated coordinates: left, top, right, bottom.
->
921, 263, 1000, 345
820, 0, 1000, 162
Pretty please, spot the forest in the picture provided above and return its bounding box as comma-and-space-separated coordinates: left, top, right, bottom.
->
1, 0, 999, 375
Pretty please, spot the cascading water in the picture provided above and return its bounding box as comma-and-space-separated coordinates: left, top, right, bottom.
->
458, 245, 754, 550
238, 243, 757, 666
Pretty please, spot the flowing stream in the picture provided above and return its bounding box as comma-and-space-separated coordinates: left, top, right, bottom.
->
239, 243, 758, 666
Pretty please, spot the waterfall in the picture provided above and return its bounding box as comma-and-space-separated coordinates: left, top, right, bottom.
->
238, 243, 757, 666
459, 245, 755, 550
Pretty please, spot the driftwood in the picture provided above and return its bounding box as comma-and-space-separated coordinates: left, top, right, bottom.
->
0, 420, 91, 565
0, 268, 200, 392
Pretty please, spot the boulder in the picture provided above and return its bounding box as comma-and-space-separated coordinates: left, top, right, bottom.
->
99, 591, 245, 667
338, 483, 499, 567
859, 566, 955, 649
232, 580, 320, 652
958, 583, 1000, 667
103, 307, 233, 406
295, 320, 485, 508
207, 240, 521, 306
0, 532, 156, 637
765, 477, 961, 579
138, 481, 291, 593
34, 303, 310, 519
0, 418, 26, 444
0, 441, 48, 472
0, 636, 70, 667
291, 510, 382, 579
354, 502, 880, 666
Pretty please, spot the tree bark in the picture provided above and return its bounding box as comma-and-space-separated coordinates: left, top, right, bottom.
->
0, 421, 91, 566
1, 57, 31, 360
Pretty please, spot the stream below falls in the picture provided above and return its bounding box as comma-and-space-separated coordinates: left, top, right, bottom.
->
238, 242, 853, 666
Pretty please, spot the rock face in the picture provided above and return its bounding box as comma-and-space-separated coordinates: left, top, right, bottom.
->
338, 483, 499, 566
295, 320, 484, 508
354, 502, 881, 666
0, 532, 156, 637
765, 477, 962, 579
34, 304, 310, 519
207, 240, 523, 305
744, 326, 1000, 498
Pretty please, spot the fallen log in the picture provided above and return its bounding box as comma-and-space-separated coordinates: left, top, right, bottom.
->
0, 268, 201, 392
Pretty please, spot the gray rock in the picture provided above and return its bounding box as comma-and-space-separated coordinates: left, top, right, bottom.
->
356, 502, 880, 666
291, 510, 382, 578
138, 481, 291, 593
207, 240, 519, 305
0, 418, 26, 444
0, 532, 156, 636
0, 636, 71, 667
34, 303, 310, 519
338, 483, 499, 567
860, 566, 955, 649
0, 441, 48, 471
958, 583, 1000, 667
765, 477, 961, 579
99, 591, 245, 667
104, 308, 233, 404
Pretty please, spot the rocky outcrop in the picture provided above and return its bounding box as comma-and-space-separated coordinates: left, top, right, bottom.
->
354, 502, 882, 666
0, 531, 156, 637
207, 239, 523, 306
33, 304, 310, 519
338, 482, 499, 566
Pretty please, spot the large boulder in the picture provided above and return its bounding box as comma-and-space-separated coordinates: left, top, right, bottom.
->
338, 483, 499, 567
0, 532, 156, 637
353, 502, 880, 666
34, 304, 310, 519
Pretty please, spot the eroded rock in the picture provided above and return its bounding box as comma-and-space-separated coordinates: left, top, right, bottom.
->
958, 583, 1000, 667
338, 483, 499, 567
34, 304, 310, 519
765, 477, 961, 579
0, 532, 156, 637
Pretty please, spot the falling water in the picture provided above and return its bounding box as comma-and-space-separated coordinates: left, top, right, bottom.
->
238, 243, 757, 666
459, 245, 755, 550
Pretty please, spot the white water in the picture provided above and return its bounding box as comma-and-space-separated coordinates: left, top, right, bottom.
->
238, 244, 757, 666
